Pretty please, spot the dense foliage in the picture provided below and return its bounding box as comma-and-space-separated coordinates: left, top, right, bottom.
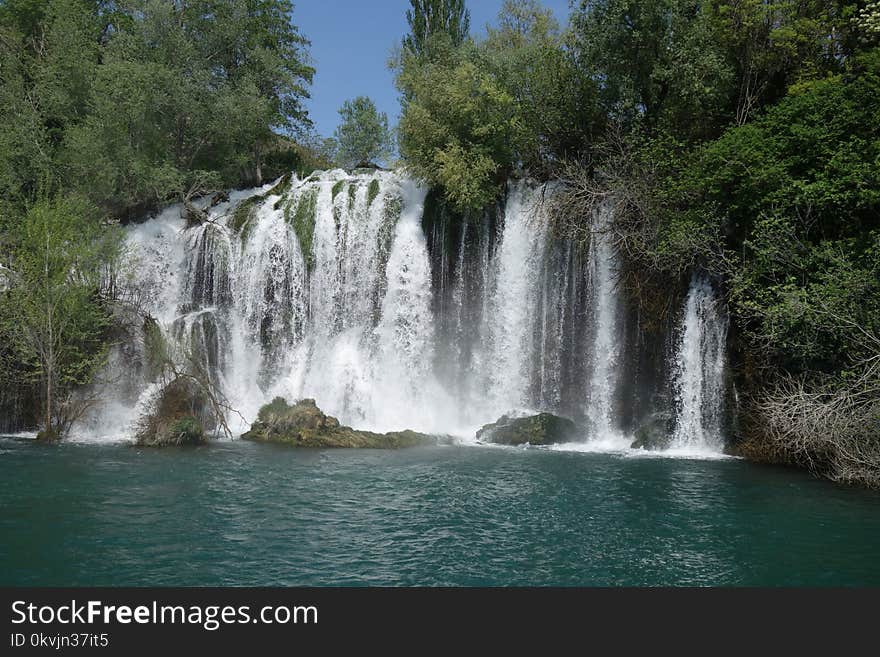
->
395, 0, 600, 211
402, 0, 470, 56
0, 0, 315, 219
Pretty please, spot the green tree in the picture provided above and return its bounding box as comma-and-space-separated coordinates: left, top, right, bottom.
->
396, 0, 601, 210
710, 0, 859, 126
0, 0, 102, 208
396, 39, 518, 211
402, 0, 470, 56
569, 0, 735, 138
858, 1, 880, 40
332, 96, 393, 168
0, 195, 121, 440
61, 0, 314, 217
0, 0, 315, 219
485, 0, 601, 173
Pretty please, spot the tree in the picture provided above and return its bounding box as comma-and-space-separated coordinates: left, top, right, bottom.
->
0, 195, 122, 440
332, 96, 393, 169
402, 0, 470, 56
0, 0, 316, 219
0, 0, 102, 208
710, 0, 858, 126
569, 0, 734, 138
485, 0, 601, 173
395, 1, 601, 210
60, 0, 315, 218
858, 1, 880, 40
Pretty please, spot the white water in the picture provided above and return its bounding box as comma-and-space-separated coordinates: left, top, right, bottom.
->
670, 274, 729, 449
480, 183, 549, 420
76, 171, 730, 455
585, 203, 624, 444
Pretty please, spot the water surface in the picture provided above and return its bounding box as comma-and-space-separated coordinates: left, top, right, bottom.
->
2, 438, 878, 586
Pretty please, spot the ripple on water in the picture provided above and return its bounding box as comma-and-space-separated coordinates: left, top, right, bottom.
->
1, 439, 879, 586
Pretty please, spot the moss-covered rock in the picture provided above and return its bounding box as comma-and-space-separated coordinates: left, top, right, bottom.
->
231, 195, 262, 243
331, 179, 345, 201
266, 173, 292, 198
166, 415, 206, 445
285, 189, 318, 268
367, 178, 381, 206
242, 397, 440, 448
476, 412, 583, 446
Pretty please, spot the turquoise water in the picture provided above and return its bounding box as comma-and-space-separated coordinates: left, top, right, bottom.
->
2, 437, 879, 586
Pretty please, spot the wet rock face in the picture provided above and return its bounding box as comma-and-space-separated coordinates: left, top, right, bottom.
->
476, 413, 583, 446
242, 397, 439, 448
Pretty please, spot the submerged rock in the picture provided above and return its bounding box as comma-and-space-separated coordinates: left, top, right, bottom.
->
241, 398, 440, 448
630, 414, 673, 451
476, 413, 583, 446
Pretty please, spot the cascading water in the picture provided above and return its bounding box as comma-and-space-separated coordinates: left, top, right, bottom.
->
670, 274, 729, 450
584, 203, 623, 442
81, 170, 729, 454
480, 183, 549, 418
247, 171, 448, 432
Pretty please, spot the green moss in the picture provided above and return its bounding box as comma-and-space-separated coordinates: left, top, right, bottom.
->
331, 179, 345, 201
348, 182, 357, 210
231, 195, 262, 243
374, 193, 403, 263
242, 398, 438, 448
267, 173, 292, 198
285, 189, 318, 268
367, 178, 381, 206
36, 428, 61, 442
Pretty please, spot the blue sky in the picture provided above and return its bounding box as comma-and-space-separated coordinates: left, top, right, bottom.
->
295, 0, 572, 139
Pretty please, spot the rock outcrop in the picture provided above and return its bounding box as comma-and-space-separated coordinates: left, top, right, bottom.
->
241, 397, 440, 448
476, 412, 583, 446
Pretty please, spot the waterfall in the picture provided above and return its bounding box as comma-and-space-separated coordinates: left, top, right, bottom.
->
270, 172, 448, 432
76, 170, 728, 453
480, 183, 549, 418
585, 203, 622, 441
670, 274, 729, 450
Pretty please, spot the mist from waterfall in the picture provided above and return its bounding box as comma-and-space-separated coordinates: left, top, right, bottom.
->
81, 170, 730, 454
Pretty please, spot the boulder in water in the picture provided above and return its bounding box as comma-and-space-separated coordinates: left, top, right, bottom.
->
476, 413, 582, 446
241, 397, 439, 448
630, 413, 673, 451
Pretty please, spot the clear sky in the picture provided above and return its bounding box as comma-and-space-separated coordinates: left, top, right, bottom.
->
294, 0, 572, 139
